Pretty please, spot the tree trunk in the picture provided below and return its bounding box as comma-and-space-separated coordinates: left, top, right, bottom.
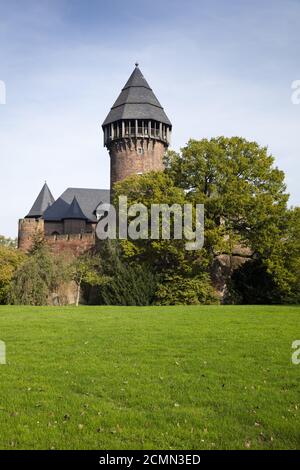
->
75, 280, 81, 307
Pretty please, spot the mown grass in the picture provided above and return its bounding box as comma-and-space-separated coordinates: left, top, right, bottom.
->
0, 305, 299, 450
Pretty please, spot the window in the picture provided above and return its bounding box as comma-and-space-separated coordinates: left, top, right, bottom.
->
137, 147, 144, 155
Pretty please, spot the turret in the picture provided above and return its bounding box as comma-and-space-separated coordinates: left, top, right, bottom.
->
102, 63, 172, 189
18, 182, 54, 251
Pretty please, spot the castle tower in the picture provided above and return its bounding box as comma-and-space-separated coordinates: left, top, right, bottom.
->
18, 182, 54, 251
102, 64, 172, 190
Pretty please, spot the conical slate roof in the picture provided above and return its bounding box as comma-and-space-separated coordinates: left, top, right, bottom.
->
63, 196, 87, 220
102, 65, 172, 127
26, 182, 55, 218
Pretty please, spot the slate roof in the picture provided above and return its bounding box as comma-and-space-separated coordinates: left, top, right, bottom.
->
102, 65, 172, 127
26, 183, 55, 218
63, 196, 88, 220
43, 188, 110, 223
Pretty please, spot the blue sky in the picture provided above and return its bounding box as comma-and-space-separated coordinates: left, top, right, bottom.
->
0, 0, 299, 237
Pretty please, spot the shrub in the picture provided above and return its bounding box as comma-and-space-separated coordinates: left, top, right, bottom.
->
155, 273, 218, 305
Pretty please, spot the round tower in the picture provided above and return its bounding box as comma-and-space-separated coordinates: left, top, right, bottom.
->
18, 218, 45, 252
102, 64, 172, 190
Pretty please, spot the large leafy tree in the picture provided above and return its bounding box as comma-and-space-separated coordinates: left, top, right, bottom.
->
113, 171, 207, 275
112, 172, 217, 304
164, 137, 300, 303
165, 137, 288, 259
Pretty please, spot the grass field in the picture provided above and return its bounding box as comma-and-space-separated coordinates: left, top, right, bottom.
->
0, 305, 299, 450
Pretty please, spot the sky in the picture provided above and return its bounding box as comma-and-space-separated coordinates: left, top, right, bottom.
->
0, 0, 299, 238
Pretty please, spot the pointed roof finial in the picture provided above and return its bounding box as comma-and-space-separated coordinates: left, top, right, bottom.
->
135, 62, 139, 67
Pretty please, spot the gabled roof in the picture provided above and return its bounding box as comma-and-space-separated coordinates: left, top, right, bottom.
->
26, 183, 55, 218
63, 196, 87, 220
43, 188, 110, 223
102, 65, 172, 127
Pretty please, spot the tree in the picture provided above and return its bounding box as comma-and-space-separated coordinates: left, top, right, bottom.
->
0, 245, 25, 304
112, 172, 217, 304
163, 137, 297, 302
71, 251, 108, 306
9, 235, 56, 305
113, 171, 206, 272
90, 241, 158, 306
165, 137, 288, 259
264, 207, 300, 303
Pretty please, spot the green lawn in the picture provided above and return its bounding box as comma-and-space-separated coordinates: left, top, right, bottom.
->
0, 305, 299, 450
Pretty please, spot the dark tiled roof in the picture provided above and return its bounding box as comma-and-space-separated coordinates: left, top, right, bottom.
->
63, 196, 87, 220
43, 188, 110, 223
26, 183, 55, 218
102, 65, 172, 127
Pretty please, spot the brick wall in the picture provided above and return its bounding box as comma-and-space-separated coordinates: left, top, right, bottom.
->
45, 233, 96, 256
18, 218, 45, 252
19, 218, 97, 255
109, 138, 165, 188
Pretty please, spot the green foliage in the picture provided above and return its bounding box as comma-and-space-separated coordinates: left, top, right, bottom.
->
155, 273, 218, 305
229, 207, 300, 304
88, 241, 158, 306
263, 207, 300, 303
164, 137, 300, 304
9, 235, 57, 305
165, 137, 288, 258
71, 251, 108, 306
113, 172, 212, 298
113, 171, 189, 271
0, 245, 25, 304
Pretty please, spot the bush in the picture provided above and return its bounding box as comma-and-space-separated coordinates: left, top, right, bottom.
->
9, 234, 65, 306
155, 273, 218, 305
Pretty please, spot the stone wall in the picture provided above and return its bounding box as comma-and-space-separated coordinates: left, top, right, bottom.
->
210, 245, 253, 301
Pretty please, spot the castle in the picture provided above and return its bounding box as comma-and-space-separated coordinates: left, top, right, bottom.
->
18, 64, 172, 254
